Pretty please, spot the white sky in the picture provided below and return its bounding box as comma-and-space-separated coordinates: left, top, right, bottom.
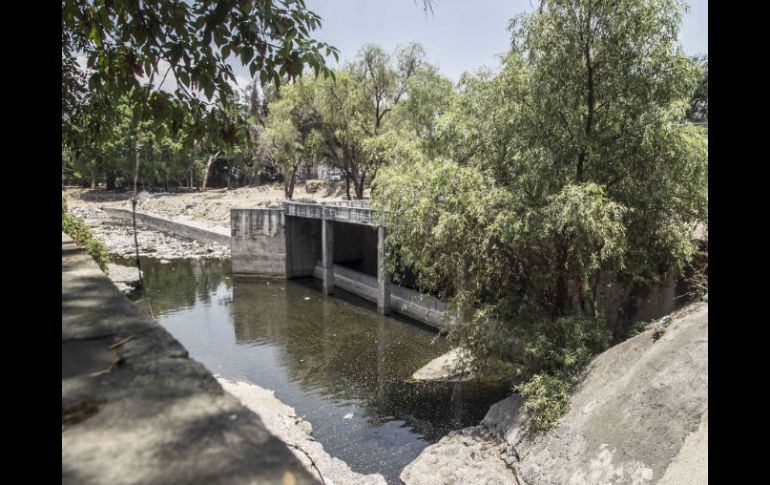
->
231, 0, 708, 85
77, 1, 708, 94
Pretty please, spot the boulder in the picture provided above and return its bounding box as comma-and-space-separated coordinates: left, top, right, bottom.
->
411, 348, 475, 382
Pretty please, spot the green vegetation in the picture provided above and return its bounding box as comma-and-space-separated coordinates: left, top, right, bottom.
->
62, 0, 338, 192
61, 0, 708, 435
372, 0, 707, 434
62, 196, 110, 273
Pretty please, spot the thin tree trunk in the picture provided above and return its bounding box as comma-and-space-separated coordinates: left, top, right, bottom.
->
90, 169, 97, 189
285, 160, 299, 199
355, 172, 366, 199
344, 175, 352, 200
200, 151, 221, 192
106, 171, 117, 191
131, 142, 152, 317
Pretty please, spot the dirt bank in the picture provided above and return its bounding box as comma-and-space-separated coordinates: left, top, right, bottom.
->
64, 182, 367, 231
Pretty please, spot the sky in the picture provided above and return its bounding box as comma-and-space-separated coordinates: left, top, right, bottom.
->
228, 0, 708, 87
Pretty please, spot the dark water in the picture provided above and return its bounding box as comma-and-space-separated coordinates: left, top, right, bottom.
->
123, 257, 509, 483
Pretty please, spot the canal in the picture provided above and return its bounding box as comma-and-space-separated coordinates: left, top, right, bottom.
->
122, 256, 509, 484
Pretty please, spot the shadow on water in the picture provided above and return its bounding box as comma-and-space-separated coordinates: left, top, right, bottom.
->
125, 257, 510, 484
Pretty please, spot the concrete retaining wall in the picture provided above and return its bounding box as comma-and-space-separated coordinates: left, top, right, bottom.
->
231, 209, 287, 278
103, 208, 230, 246
390, 285, 449, 328
313, 263, 449, 329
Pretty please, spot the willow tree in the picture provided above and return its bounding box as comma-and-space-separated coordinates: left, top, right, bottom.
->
373, 0, 707, 433
258, 79, 323, 199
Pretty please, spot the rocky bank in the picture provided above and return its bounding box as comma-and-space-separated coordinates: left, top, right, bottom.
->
70, 205, 230, 261
218, 377, 387, 485
401, 301, 708, 485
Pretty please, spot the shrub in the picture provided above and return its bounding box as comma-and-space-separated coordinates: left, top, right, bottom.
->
520, 372, 572, 435
62, 195, 110, 273
305, 180, 323, 194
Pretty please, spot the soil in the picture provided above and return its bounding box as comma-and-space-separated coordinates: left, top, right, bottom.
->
64, 181, 367, 231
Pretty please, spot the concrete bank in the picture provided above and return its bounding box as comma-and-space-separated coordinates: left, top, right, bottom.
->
62, 233, 318, 485
102, 207, 230, 246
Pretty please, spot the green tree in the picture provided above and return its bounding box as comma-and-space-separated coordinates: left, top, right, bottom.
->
373, 0, 707, 433
391, 62, 455, 159
62, 0, 338, 146
687, 55, 708, 123
258, 78, 323, 198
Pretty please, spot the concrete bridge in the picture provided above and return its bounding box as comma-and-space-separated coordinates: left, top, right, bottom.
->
231, 201, 448, 328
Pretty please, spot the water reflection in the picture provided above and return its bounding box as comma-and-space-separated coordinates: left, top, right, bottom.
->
130, 257, 509, 483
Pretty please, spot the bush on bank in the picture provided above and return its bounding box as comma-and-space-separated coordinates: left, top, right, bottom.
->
62, 195, 110, 273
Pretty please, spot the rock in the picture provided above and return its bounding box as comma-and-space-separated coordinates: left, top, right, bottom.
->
402, 302, 708, 485
219, 378, 386, 485
401, 430, 515, 485
107, 264, 143, 294
411, 348, 475, 382
296, 419, 313, 436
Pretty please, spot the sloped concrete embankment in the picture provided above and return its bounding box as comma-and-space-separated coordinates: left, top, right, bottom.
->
102, 207, 230, 246
62, 233, 319, 485
401, 302, 708, 485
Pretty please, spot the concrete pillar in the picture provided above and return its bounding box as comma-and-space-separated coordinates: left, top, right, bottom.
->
321, 215, 334, 295
377, 224, 391, 315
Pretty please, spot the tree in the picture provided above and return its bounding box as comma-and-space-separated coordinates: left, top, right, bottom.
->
258, 78, 323, 198
343, 43, 425, 197
391, 62, 455, 159
62, 0, 338, 147
373, 0, 707, 433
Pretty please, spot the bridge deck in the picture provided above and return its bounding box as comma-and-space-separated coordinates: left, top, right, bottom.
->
283, 201, 381, 226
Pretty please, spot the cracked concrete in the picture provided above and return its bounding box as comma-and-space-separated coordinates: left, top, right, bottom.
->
62, 233, 319, 485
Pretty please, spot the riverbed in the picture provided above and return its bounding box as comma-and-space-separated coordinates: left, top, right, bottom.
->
119, 256, 509, 484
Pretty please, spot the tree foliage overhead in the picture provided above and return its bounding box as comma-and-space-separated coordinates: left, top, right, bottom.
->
62, 0, 338, 146
372, 0, 707, 433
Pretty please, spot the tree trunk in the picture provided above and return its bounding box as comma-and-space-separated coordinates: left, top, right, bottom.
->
344, 175, 352, 200
285, 160, 299, 199
106, 172, 117, 191
200, 151, 221, 192
90, 169, 97, 189
353, 172, 365, 199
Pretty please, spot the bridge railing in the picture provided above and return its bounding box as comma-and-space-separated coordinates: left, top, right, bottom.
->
283, 200, 380, 226
322, 200, 371, 208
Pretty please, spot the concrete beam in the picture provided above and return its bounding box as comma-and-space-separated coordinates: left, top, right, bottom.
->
322, 214, 334, 295
377, 225, 391, 315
